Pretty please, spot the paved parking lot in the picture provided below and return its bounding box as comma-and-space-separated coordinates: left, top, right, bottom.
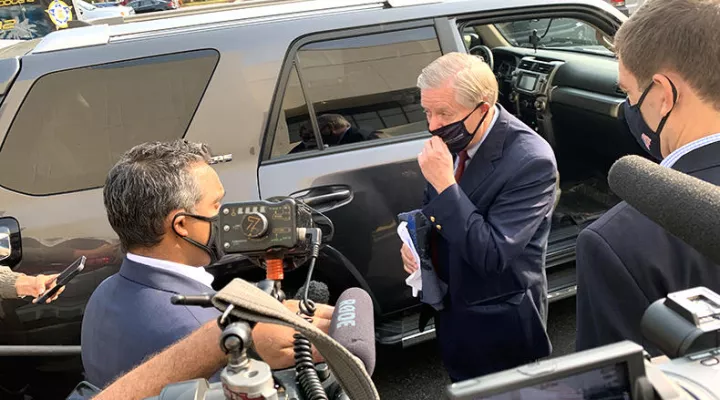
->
373, 296, 578, 399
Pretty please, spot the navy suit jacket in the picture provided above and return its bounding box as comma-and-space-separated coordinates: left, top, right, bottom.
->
81, 257, 221, 388
576, 140, 720, 355
422, 105, 557, 382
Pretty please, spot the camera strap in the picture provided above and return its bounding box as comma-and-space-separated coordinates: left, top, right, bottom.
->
212, 278, 380, 400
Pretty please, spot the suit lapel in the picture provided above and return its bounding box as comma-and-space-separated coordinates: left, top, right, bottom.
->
458, 106, 509, 195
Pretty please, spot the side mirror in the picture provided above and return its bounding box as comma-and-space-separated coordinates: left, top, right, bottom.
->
0, 217, 21, 268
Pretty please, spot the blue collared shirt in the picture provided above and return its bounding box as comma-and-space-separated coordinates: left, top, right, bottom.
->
660, 132, 720, 168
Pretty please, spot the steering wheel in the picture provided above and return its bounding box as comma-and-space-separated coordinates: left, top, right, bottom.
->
469, 45, 494, 71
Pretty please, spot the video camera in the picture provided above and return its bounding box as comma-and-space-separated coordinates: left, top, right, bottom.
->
444, 288, 720, 399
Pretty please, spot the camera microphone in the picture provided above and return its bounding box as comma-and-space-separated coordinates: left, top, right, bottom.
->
607, 155, 720, 265
328, 287, 376, 376
294, 280, 331, 304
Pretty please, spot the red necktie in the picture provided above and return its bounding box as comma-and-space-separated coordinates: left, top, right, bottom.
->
454, 150, 469, 182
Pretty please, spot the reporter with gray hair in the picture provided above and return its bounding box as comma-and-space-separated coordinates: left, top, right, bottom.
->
399, 52, 558, 381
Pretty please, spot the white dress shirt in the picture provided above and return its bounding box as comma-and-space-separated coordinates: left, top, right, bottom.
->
454, 104, 501, 173
660, 132, 720, 168
126, 252, 215, 289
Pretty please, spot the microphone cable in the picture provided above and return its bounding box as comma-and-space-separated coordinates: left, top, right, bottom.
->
293, 227, 328, 400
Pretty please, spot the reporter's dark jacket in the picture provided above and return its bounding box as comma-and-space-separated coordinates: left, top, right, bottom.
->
81, 257, 221, 388
423, 105, 557, 382
576, 140, 720, 355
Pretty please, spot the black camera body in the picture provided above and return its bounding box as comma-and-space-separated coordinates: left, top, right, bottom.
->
219, 198, 312, 257
447, 286, 720, 400
217, 197, 332, 275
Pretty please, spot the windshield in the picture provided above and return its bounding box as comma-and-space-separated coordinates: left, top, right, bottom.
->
494, 18, 614, 55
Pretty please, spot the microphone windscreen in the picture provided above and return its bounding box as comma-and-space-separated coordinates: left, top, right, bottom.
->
329, 287, 376, 376
608, 155, 720, 265
294, 280, 330, 304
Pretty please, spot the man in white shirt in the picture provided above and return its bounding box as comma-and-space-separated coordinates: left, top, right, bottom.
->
81, 139, 332, 389
576, 0, 720, 354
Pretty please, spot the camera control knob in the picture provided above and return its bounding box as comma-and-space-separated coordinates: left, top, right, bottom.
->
241, 212, 269, 239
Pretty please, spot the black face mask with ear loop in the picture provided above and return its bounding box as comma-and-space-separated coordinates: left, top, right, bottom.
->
620, 77, 678, 161
172, 212, 225, 266
430, 103, 489, 154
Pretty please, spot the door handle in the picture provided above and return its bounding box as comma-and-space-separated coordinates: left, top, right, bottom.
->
302, 189, 351, 207
293, 185, 353, 213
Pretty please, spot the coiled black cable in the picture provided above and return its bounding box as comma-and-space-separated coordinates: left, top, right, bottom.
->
294, 318, 327, 399
294, 237, 328, 400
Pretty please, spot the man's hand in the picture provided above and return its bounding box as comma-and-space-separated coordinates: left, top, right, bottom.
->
401, 243, 418, 274
15, 274, 64, 303
418, 136, 455, 194
252, 300, 335, 369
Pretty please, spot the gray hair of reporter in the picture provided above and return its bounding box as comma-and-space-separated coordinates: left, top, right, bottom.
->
416, 52, 499, 109
614, 0, 720, 109
103, 139, 212, 252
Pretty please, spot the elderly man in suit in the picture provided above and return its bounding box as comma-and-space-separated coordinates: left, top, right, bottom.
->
576, 0, 720, 355
81, 140, 333, 389
401, 52, 558, 382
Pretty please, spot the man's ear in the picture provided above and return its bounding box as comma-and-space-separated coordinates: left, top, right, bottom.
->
480, 102, 491, 114
171, 212, 189, 238
654, 73, 678, 115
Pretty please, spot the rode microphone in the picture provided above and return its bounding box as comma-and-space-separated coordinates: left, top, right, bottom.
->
608, 155, 720, 265
329, 287, 376, 376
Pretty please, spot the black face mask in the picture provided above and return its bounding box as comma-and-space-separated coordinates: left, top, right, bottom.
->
620, 79, 677, 161
430, 103, 488, 154
173, 212, 224, 266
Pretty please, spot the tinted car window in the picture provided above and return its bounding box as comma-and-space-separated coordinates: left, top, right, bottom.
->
0, 50, 219, 195
494, 18, 614, 55
271, 26, 441, 159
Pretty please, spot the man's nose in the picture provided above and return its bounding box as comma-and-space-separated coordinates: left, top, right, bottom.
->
427, 116, 444, 132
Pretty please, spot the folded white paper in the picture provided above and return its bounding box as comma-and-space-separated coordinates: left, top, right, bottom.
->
397, 221, 422, 297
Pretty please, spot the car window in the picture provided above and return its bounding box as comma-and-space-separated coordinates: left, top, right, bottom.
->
269, 26, 440, 159
0, 1, 65, 40
0, 50, 219, 195
494, 18, 614, 56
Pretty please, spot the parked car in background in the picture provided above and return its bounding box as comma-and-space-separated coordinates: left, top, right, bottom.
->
127, 0, 177, 13
94, 1, 123, 8
75, 0, 135, 20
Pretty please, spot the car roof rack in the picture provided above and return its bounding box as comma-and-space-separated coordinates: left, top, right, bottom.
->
97, 0, 441, 24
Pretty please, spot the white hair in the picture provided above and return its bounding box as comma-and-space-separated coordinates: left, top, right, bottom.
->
417, 52, 498, 109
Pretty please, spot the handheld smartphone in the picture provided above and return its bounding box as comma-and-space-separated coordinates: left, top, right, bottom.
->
35, 256, 86, 304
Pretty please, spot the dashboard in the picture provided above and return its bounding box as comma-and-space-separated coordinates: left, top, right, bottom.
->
488, 46, 626, 151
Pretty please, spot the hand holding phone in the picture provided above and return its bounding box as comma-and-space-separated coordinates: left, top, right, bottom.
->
33, 256, 86, 304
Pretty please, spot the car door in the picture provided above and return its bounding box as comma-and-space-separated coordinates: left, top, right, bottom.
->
257, 19, 461, 317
